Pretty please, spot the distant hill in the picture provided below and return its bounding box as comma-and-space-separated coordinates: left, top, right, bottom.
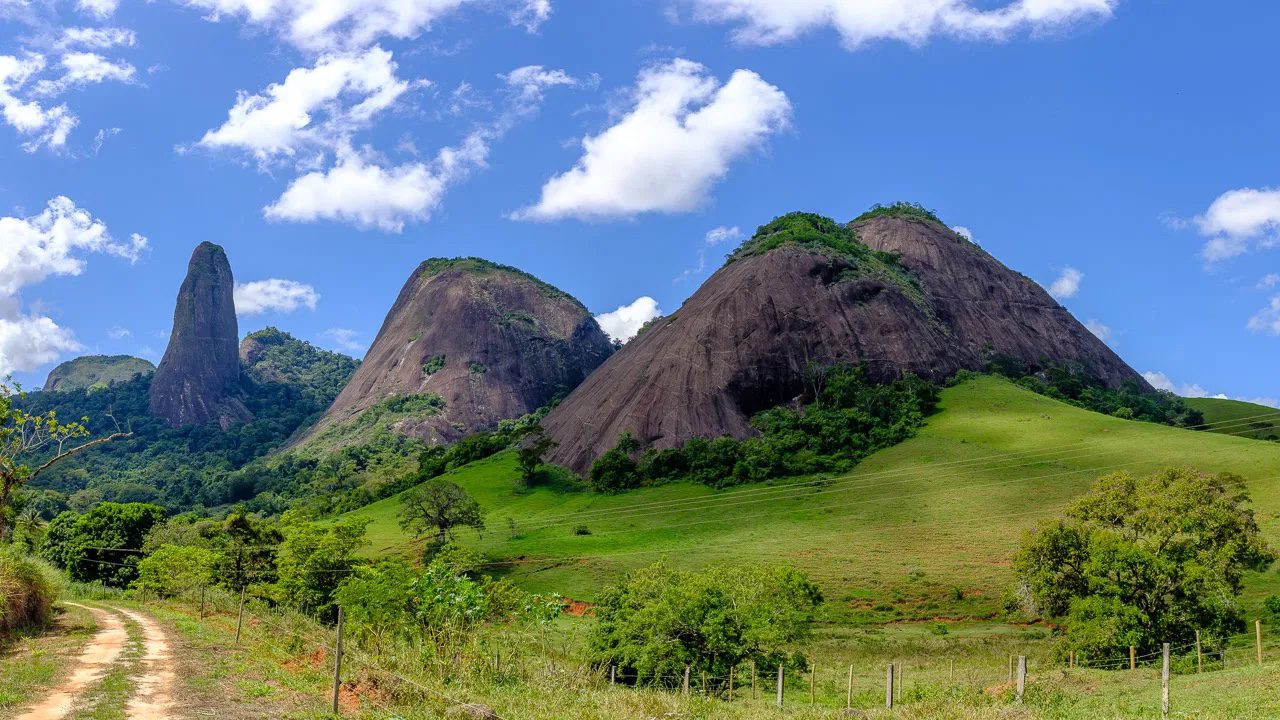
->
43, 355, 154, 392
303, 257, 612, 452
1186, 397, 1280, 441
544, 207, 1147, 474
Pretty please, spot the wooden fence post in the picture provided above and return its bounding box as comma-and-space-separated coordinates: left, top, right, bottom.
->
683, 666, 690, 696
1008, 655, 1014, 682
886, 663, 894, 709
1257, 619, 1264, 666
1016, 656, 1026, 704
949, 657, 954, 682
1069, 651, 1075, 669
1129, 645, 1136, 671
809, 665, 815, 704
751, 661, 757, 699
199, 586, 205, 618
1161, 643, 1170, 720
1195, 630, 1203, 673
610, 665, 615, 686
701, 671, 707, 696
331, 606, 345, 716
728, 666, 734, 701
776, 665, 784, 708
846, 664, 853, 709
234, 586, 246, 645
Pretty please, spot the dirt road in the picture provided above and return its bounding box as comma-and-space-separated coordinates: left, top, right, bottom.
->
13, 603, 179, 720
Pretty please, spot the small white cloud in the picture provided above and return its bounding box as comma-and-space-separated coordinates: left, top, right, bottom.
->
57, 27, 137, 50
952, 225, 973, 241
1248, 296, 1280, 335
106, 326, 131, 339
704, 225, 742, 245
681, 0, 1116, 48
76, 0, 120, 18
234, 279, 320, 315
594, 296, 662, 343
1259, 273, 1280, 290
1084, 318, 1111, 344
323, 327, 364, 353
1048, 266, 1083, 300
515, 58, 791, 221
1142, 370, 1209, 398
1194, 187, 1280, 262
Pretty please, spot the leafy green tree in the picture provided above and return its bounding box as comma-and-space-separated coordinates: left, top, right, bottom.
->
0, 378, 127, 540
590, 562, 823, 686
398, 479, 485, 545
133, 544, 218, 597
42, 502, 166, 586
516, 426, 557, 488
1013, 467, 1275, 660
274, 514, 369, 619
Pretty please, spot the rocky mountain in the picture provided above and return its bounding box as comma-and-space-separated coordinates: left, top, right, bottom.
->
148, 242, 251, 428
239, 327, 360, 407
43, 355, 154, 392
543, 208, 1148, 473
307, 258, 613, 447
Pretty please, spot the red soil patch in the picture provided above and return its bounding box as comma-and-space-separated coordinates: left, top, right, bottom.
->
563, 599, 594, 617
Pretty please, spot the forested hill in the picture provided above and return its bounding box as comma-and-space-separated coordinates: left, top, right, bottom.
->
15, 328, 357, 517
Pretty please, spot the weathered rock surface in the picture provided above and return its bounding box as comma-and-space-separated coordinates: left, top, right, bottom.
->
43, 355, 154, 392
310, 258, 613, 445
148, 242, 250, 428
543, 212, 1148, 474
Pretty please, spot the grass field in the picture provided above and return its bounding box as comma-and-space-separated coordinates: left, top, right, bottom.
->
342, 375, 1280, 622
1187, 396, 1280, 441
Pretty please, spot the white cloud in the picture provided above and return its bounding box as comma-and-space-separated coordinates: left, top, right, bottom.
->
594, 296, 662, 343
198, 47, 416, 162
34, 52, 136, 94
234, 278, 320, 315
1248, 296, 1280, 336
1047, 266, 1083, 300
1142, 371, 1210, 398
1, 41, 136, 151
1259, 273, 1280, 290
106, 325, 131, 339
76, 0, 120, 18
57, 27, 137, 50
0, 54, 77, 151
705, 225, 742, 245
263, 64, 575, 231
1194, 187, 1280, 262
515, 58, 791, 221
172, 0, 547, 53
0, 197, 146, 374
323, 327, 364, 353
1084, 318, 1111, 344
952, 225, 973, 241
682, 0, 1116, 48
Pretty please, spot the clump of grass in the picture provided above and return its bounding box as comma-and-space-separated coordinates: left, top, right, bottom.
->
0, 547, 63, 636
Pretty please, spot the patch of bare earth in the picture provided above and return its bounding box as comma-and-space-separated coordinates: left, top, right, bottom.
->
114, 608, 177, 720
14, 603, 126, 720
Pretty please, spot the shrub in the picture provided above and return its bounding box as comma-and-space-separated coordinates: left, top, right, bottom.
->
0, 546, 62, 635
132, 544, 219, 598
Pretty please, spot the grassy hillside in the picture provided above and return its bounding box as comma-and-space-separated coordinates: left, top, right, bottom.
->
1186, 396, 1280, 441
343, 376, 1280, 622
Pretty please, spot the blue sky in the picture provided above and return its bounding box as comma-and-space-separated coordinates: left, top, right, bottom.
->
1, 0, 1278, 404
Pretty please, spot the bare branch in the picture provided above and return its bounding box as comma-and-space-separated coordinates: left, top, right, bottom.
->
30, 431, 132, 479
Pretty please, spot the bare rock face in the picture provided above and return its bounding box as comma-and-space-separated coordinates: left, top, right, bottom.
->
43, 355, 154, 392
148, 242, 250, 428
311, 258, 613, 445
543, 211, 1148, 474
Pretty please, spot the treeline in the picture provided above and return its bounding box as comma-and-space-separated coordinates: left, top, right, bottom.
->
589, 364, 939, 492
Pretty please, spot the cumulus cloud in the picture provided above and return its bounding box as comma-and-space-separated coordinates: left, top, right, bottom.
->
76, 0, 120, 18
172, 0, 548, 53
106, 325, 130, 339
594, 296, 662, 343
197, 47, 417, 162
0, 196, 147, 374
1047, 266, 1083, 300
323, 327, 364, 353
57, 27, 137, 50
1259, 273, 1280, 290
681, 0, 1116, 48
1194, 187, 1280, 262
1248, 296, 1280, 336
34, 52, 136, 94
704, 225, 742, 245
952, 225, 973, 241
1142, 371, 1211, 398
234, 278, 320, 315
515, 59, 791, 221
0, 54, 77, 151
263, 64, 576, 231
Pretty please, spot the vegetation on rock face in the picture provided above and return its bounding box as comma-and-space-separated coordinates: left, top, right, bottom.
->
851, 201, 948, 227
419, 257, 583, 308
42, 355, 154, 393
590, 562, 823, 684
1013, 467, 1275, 660
983, 358, 1204, 428
589, 364, 938, 492
14, 329, 358, 515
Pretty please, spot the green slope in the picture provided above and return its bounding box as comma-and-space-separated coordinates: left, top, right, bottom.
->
1186, 396, 1280, 441
342, 376, 1280, 621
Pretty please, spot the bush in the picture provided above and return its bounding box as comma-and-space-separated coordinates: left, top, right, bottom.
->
42, 502, 166, 587
0, 546, 63, 635
132, 544, 219, 598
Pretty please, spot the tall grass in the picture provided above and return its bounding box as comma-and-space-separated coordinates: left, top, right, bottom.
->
0, 546, 63, 636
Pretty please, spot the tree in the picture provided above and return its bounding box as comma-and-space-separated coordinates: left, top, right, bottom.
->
1013, 467, 1276, 661
274, 513, 369, 619
133, 545, 218, 597
41, 502, 166, 586
589, 561, 823, 686
0, 379, 129, 540
398, 479, 484, 545
516, 425, 557, 488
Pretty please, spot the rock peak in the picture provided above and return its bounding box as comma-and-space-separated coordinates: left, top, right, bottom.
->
148, 242, 250, 427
